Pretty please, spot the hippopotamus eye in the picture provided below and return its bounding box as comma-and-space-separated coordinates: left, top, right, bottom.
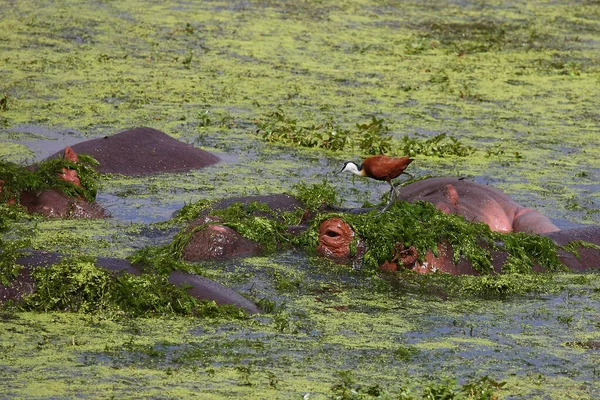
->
325, 229, 340, 237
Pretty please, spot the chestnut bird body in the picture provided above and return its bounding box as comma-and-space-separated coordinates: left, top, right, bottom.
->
339, 155, 413, 211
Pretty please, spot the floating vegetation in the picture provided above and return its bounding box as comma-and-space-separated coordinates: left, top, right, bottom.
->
0, 154, 102, 203
255, 110, 475, 157
0, 239, 25, 286
0, 204, 33, 285
256, 108, 353, 151
330, 370, 505, 399
19, 257, 244, 318
293, 179, 339, 211
399, 132, 476, 158
172, 199, 214, 223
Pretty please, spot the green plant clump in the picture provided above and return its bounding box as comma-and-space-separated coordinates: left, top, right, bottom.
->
0, 204, 32, 285
303, 200, 566, 274
19, 257, 243, 318
0, 154, 102, 203
212, 201, 293, 253
255, 110, 476, 157
171, 199, 214, 223
330, 370, 505, 399
256, 108, 353, 151
398, 133, 476, 158
293, 179, 340, 211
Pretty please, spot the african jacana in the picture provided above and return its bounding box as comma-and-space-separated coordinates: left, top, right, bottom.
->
339, 155, 413, 211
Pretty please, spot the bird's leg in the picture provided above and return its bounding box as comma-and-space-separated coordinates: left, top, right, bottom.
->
379, 183, 396, 213
391, 181, 401, 199
389, 173, 412, 200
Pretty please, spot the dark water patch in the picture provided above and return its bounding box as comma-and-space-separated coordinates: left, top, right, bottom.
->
401, 291, 600, 383
60, 27, 96, 45
96, 193, 186, 224
2, 125, 89, 160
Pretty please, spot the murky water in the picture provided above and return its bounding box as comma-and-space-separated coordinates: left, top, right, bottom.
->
1, 0, 600, 397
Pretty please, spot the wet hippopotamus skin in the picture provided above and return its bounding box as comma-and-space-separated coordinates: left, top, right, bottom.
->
396, 177, 560, 234
315, 213, 600, 275
18, 189, 107, 218
3, 127, 221, 218
182, 216, 264, 261
316, 218, 600, 274
1, 146, 107, 218
312, 178, 600, 274
181, 194, 305, 262
51, 126, 220, 175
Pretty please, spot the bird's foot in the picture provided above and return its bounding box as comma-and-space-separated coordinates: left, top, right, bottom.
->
379, 195, 395, 214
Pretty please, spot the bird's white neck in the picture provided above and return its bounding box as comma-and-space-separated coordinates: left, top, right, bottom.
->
341, 162, 366, 177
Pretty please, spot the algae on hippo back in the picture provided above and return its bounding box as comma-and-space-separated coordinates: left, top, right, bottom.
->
0, 153, 101, 204
140, 181, 572, 278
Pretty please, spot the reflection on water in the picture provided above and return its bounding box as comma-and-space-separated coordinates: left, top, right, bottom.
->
96, 193, 184, 224
3, 125, 91, 159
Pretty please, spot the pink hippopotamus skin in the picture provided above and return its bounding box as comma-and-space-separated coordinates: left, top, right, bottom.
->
0, 146, 106, 218
396, 177, 560, 234
316, 178, 599, 274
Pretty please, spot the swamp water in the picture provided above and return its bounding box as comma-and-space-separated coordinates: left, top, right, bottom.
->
1, 0, 599, 398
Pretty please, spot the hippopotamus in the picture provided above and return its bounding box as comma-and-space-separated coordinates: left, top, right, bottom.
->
1, 127, 261, 313
2, 251, 259, 314
180, 194, 306, 261
177, 179, 599, 274
1, 127, 221, 218
50, 126, 220, 175
314, 178, 599, 274
395, 177, 560, 234
0, 146, 106, 218
316, 217, 600, 275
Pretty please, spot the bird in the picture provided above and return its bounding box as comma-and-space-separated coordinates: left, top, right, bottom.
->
339, 155, 414, 212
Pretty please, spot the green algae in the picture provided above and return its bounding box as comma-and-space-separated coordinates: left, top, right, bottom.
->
0, 153, 101, 203
17, 256, 245, 319
0, 143, 33, 162
2, 270, 599, 398
1, 0, 600, 398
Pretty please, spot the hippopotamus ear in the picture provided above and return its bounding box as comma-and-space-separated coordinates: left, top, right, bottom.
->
63, 146, 79, 163
443, 184, 459, 207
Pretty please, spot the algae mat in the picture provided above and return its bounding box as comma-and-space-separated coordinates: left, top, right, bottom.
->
1, 0, 600, 398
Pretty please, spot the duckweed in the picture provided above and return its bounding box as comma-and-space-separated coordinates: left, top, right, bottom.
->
1, 0, 599, 397
0, 155, 101, 203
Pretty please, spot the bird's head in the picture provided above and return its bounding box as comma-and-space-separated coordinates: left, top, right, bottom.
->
338, 161, 361, 176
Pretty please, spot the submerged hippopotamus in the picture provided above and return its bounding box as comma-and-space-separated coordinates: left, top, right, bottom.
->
1, 127, 260, 313
2, 251, 259, 314
395, 177, 560, 234
0, 146, 106, 218
1, 127, 220, 218
53, 126, 220, 175
315, 178, 599, 274
179, 179, 599, 274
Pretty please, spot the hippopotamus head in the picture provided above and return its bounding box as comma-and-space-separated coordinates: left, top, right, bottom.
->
315, 217, 366, 265
314, 216, 484, 275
